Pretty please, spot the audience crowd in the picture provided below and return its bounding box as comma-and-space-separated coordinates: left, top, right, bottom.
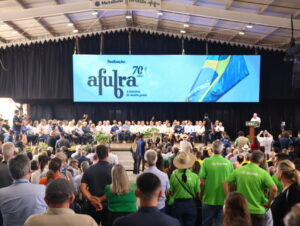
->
0, 111, 300, 226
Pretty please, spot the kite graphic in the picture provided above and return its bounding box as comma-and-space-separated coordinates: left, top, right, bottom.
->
187, 55, 249, 102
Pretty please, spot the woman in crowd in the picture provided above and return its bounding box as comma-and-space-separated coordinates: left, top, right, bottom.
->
31, 155, 49, 184
95, 164, 137, 226
271, 160, 300, 226
39, 157, 62, 185
250, 137, 260, 151
223, 192, 251, 226
169, 152, 200, 226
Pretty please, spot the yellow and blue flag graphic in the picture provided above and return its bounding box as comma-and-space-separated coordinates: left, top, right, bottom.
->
187, 55, 249, 102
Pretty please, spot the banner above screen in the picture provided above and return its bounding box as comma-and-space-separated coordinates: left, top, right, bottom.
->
73, 55, 260, 102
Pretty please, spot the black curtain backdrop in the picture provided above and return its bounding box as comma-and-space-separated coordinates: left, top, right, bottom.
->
0, 30, 298, 138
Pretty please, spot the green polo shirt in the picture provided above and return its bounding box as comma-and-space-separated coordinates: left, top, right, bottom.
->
226, 163, 275, 214
105, 184, 137, 212
272, 174, 283, 194
169, 169, 200, 200
199, 154, 234, 205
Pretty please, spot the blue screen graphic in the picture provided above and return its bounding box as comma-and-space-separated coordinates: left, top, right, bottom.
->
73, 55, 260, 102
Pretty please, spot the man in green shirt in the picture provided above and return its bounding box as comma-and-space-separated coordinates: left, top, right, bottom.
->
199, 140, 234, 226
223, 150, 277, 226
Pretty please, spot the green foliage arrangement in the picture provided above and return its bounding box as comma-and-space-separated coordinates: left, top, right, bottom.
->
38, 142, 49, 151
144, 128, 160, 139
93, 131, 111, 144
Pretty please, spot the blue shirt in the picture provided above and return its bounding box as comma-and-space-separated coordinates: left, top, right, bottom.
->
174, 125, 183, 134
110, 126, 119, 133
136, 139, 146, 157
0, 179, 47, 226
142, 166, 170, 209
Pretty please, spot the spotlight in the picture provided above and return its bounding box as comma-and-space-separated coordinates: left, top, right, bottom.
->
239, 31, 245, 35
157, 12, 163, 16
125, 15, 132, 19
246, 25, 253, 29
183, 24, 189, 28
73, 29, 79, 33
180, 30, 186, 34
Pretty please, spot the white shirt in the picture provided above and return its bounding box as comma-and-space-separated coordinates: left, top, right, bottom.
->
251, 117, 261, 126
108, 153, 119, 165
184, 125, 195, 133
215, 125, 225, 132
257, 137, 273, 153
180, 140, 193, 153
195, 125, 205, 134
102, 125, 112, 134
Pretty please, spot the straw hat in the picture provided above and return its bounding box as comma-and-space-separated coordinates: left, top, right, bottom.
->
242, 144, 250, 152
181, 134, 188, 139
173, 152, 196, 169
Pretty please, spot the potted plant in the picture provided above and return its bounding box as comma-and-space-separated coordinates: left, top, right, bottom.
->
38, 142, 48, 151
144, 128, 160, 139
93, 131, 111, 144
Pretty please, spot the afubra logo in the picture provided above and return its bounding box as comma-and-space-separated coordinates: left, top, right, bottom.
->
87, 68, 138, 99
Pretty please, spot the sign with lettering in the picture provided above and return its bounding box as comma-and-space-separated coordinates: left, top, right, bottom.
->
73, 55, 260, 102
91, 0, 161, 9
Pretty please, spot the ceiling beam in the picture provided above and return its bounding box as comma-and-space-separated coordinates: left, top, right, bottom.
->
0, 36, 7, 43
4, 21, 31, 39
204, 19, 218, 38
225, 0, 234, 10
0, 1, 300, 31
14, 0, 55, 36
258, 0, 274, 14
54, 0, 80, 32
253, 27, 278, 44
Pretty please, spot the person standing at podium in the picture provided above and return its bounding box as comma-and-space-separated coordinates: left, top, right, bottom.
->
250, 113, 261, 127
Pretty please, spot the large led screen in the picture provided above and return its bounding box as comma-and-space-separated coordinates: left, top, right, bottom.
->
73, 55, 260, 102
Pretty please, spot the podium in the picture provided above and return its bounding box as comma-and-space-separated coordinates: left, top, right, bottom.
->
245, 121, 260, 143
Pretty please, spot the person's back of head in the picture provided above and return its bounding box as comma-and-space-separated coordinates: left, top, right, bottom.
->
45, 178, 74, 207
238, 131, 244, 137
8, 154, 30, 180
111, 164, 131, 195
144, 149, 157, 166
81, 161, 90, 173
284, 204, 300, 226
250, 150, 264, 164
237, 155, 244, 164
2, 142, 15, 161
38, 155, 49, 172
136, 173, 161, 205
31, 160, 39, 171
46, 158, 62, 183
96, 145, 108, 161
212, 140, 223, 155
224, 192, 251, 226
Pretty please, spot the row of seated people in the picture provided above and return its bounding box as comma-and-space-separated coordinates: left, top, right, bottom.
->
0, 117, 225, 145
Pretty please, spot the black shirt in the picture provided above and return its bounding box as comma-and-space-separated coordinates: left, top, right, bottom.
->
204, 118, 212, 131
0, 162, 13, 188
114, 207, 180, 226
81, 161, 112, 197
55, 138, 71, 149
13, 115, 21, 131
271, 183, 300, 226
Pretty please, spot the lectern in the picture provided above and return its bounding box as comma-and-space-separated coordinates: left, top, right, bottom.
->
245, 121, 260, 143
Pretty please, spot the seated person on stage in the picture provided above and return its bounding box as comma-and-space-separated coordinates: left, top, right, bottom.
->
195, 121, 205, 143
214, 121, 225, 140
138, 121, 148, 134
119, 121, 131, 143
130, 121, 139, 141
113, 173, 180, 226
37, 119, 50, 142
184, 120, 196, 143
74, 121, 84, 144
82, 121, 93, 144
111, 122, 120, 143
174, 121, 184, 141
25, 178, 98, 226
165, 122, 174, 140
